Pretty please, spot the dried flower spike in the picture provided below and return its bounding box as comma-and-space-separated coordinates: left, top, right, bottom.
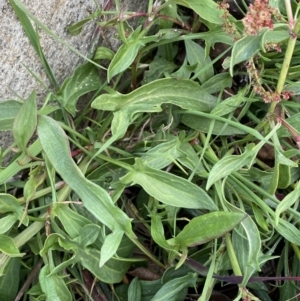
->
242, 0, 278, 35
218, 0, 238, 37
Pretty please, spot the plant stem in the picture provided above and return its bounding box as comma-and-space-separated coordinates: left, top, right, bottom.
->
285, 0, 294, 26
268, 16, 300, 115
13, 214, 46, 248
225, 233, 243, 276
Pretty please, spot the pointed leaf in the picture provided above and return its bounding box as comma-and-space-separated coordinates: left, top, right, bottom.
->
140, 136, 182, 169
0, 194, 26, 224
100, 230, 124, 267
168, 212, 245, 249
52, 204, 91, 239
0, 100, 22, 131
39, 264, 72, 301
37, 115, 134, 235
211, 88, 248, 117
174, 0, 224, 24
275, 182, 300, 226
232, 215, 261, 285
92, 78, 217, 138
0, 215, 18, 234
9, 0, 58, 88
0, 258, 20, 301
185, 40, 214, 83
201, 73, 232, 94
24, 166, 46, 203
181, 114, 245, 136
0, 235, 25, 257
230, 34, 261, 75
151, 215, 174, 251
277, 164, 291, 189
151, 273, 197, 301
94, 46, 115, 60
177, 142, 207, 177
108, 27, 144, 81
275, 219, 300, 245
172, 57, 194, 79
13, 91, 37, 152
57, 63, 102, 115
77, 224, 101, 248
120, 159, 217, 210
206, 146, 258, 189
82, 248, 131, 284
41, 234, 132, 284
143, 58, 177, 85
128, 278, 142, 301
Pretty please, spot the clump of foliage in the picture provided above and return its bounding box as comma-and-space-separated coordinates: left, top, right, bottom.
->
1, 0, 300, 300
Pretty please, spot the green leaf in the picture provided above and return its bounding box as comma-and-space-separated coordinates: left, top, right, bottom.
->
177, 141, 207, 177
268, 156, 279, 195
277, 113, 300, 138
158, 4, 179, 29
0, 194, 26, 224
91, 78, 217, 138
261, 28, 289, 45
211, 88, 248, 117
76, 224, 101, 248
201, 73, 232, 94
185, 40, 214, 83
94, 46, 115, 60
57, 63, 102, 116
0, 140, 42, 186
0, 100, 22, 131
252, 204, 269, 232
143, 58, 177, 85
12, 91, 37, 152
8, 0, 103, 74
37, 115, 134, 235
278, 164, 291, 189
230, 34, 261, 76
108, 26, 144, 81
100, 230, 124, 267
168, 212, 245, 249
174, 0, 224, 25
52, 204, 91, 239
66, 11, 102, 35
39, 264, 72, 301
284, 83, 300, 95
232, 215, 261, 285
151, 215, 174, 251
171, 57, 194, 79
206, 144, 260, 189
128, 277, 142, 301
140, 135, 183, 170
277, 151, 298, 167
41, 234, 132, 284
275, 182, 300, 226
0, 235, 25, 257
181, 114, 245, 136
24, 166, 45, 203
0, 258, 20, 301
9, 0, 58, 88
274, 219, 300, 245
120, 159, 217, 210
0, 215, 18, 235
151, 273, 197, 301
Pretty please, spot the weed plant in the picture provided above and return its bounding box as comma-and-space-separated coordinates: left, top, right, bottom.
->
0, 0, 300, 300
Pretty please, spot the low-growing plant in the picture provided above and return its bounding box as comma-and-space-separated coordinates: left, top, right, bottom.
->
1, 0, 300, 300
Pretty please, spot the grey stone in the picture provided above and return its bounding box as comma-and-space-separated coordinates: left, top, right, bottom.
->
0, 0, 147, 154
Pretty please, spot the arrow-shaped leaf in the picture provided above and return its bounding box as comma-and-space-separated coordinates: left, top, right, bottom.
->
91, 78, 216, 138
